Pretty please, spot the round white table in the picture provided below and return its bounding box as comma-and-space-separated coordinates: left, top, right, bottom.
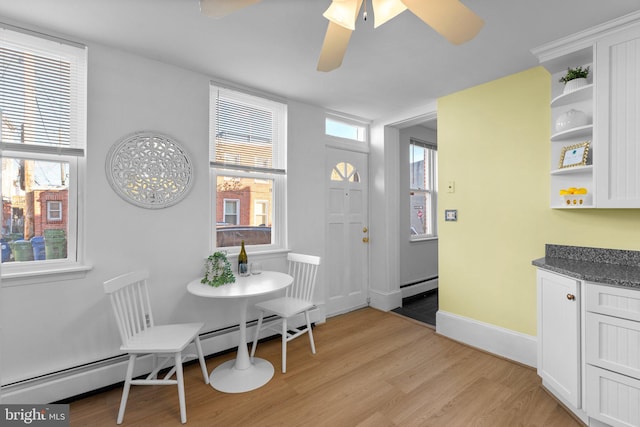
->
187, 271, 293, 393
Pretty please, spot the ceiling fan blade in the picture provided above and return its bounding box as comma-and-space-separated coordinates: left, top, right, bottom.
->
200, 0, 262, 18
317, 21, 354, 72
401, 0, 483, 45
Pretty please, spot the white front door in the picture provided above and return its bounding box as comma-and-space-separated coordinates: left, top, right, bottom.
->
325, 148, 369, 315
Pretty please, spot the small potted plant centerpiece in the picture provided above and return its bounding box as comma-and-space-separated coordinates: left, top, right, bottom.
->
559, 65, 590, 94
201, 251, 235, 287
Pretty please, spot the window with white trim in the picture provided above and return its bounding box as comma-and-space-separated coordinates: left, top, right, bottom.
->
0, 25, 86, 270
210, 85, 286, 250
409, 138, 437, 239
46, 200, 63, 222
325, 116, 366, 142
223, 199, 239, 225
254, 200, 268, 226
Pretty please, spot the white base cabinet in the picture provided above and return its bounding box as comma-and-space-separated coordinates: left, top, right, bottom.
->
537, 270, 640, 426
585, 283, 640, 427
537, 269, 582, 409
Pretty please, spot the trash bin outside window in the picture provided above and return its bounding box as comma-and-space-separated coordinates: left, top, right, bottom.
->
11, 240, 34, 262
45, 237, 67, 260
31, 236, 46, 260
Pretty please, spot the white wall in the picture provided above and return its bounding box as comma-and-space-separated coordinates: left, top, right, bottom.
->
1, 38, 329, 395
398, 126, 438, 289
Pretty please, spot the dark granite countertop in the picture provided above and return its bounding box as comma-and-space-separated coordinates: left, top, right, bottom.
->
532, 244, 640, 289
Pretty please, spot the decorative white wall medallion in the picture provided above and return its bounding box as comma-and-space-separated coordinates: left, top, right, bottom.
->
106, 131, 194, 209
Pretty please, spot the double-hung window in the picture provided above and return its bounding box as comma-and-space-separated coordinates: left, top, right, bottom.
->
409, 138, 437, 239
210, 85, 286, 250
0, 25, 87, 272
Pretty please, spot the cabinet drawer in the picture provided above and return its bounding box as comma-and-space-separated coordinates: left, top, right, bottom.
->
586, 312, 640, 380
586, 283, 640, 321
586, 365, 640, 427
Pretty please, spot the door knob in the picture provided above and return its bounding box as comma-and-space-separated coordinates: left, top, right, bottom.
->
566, 294, 576, 301
362, 237, 369, 243
362, 227, 368, 233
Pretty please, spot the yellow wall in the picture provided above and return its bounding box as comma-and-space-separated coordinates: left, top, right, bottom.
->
437, 66, 640, 336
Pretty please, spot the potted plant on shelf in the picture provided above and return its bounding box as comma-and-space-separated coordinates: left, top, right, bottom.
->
559, 65, 590, 94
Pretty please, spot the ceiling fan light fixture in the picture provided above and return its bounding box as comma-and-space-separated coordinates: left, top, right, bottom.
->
323, 0, 360, 31
372, 0, 407, 28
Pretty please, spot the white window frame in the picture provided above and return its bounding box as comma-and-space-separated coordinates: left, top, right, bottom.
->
209, 84, 287, 253
325, 114, 368, 144
0, 25, 89, 283
223, 199, 240, 225
409, 138, 438, 241
47, 200, 63, 222
254, 199, 269, 226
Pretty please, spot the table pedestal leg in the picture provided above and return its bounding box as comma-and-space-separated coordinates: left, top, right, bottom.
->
209, 297, 275, 393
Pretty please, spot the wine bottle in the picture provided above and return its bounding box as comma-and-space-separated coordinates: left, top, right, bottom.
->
238, 240, 249, 276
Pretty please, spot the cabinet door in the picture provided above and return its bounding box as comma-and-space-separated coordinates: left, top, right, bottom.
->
595, 25, 640, 208
586, 365, 640, 427
537, 269, 581, 408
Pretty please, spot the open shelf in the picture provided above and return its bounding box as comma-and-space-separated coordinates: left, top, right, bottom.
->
551, 165, 593, 175
551, 124, 593, 141
552, 203, 594, 209
551, 84, 593, 108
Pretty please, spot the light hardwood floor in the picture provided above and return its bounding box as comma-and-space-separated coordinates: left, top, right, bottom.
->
68, 308, 581, 426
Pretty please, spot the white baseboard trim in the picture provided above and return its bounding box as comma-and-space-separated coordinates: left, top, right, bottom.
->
368, 288, 402, 312
436, 310, 537, 368
401, 278, 438, 299
1, 308, 324, 404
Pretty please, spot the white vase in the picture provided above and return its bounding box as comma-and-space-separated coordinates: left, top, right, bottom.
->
563, 78, 588, 94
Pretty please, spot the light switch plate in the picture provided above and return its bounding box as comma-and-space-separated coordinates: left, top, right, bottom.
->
445, 209, 458, 221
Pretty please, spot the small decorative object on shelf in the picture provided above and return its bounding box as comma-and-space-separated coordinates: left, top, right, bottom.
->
559, 141, 590, 169
202, 251, 235, 287
555, 109, 589, 132
238, 240, 249, 277
559, 66, 590, 94
559, 187, 589, 206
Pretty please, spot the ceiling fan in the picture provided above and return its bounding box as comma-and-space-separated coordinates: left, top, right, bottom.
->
199, 0, 484, 72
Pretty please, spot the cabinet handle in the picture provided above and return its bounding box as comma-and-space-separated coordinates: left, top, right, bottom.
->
566, 293, 576, 301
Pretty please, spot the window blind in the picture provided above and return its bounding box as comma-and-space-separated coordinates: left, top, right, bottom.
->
0, 25, 87, 156
210, 85, 286, 174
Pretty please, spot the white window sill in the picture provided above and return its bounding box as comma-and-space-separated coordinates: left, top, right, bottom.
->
223, 247, 290, 258
410, 236, 438, 243
2, 263, 93, 287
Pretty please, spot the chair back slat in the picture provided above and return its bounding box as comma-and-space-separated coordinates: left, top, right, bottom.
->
104, 270, 154, 346
286, 253, 320, 302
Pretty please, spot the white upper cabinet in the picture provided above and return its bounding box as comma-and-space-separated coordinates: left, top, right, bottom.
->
533, 11, 640, 209
595, 25, 640, 208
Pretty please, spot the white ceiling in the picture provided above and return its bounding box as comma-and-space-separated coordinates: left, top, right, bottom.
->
1, 0, 639, 123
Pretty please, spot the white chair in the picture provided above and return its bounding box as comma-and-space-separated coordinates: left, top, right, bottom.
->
250, 253, 321, 373
103, 270, 209, 424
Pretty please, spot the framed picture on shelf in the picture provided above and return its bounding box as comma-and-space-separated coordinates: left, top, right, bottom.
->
559, 141, 590, 169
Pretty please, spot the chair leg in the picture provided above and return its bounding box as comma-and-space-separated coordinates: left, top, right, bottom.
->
194, 336, 209, 384
151, 354, 158, 379
305, 310, 316, 354
250, 311, 264, 359
175, 352, 187, 424
117, 354, 136, 424
282, 317, 288, 373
